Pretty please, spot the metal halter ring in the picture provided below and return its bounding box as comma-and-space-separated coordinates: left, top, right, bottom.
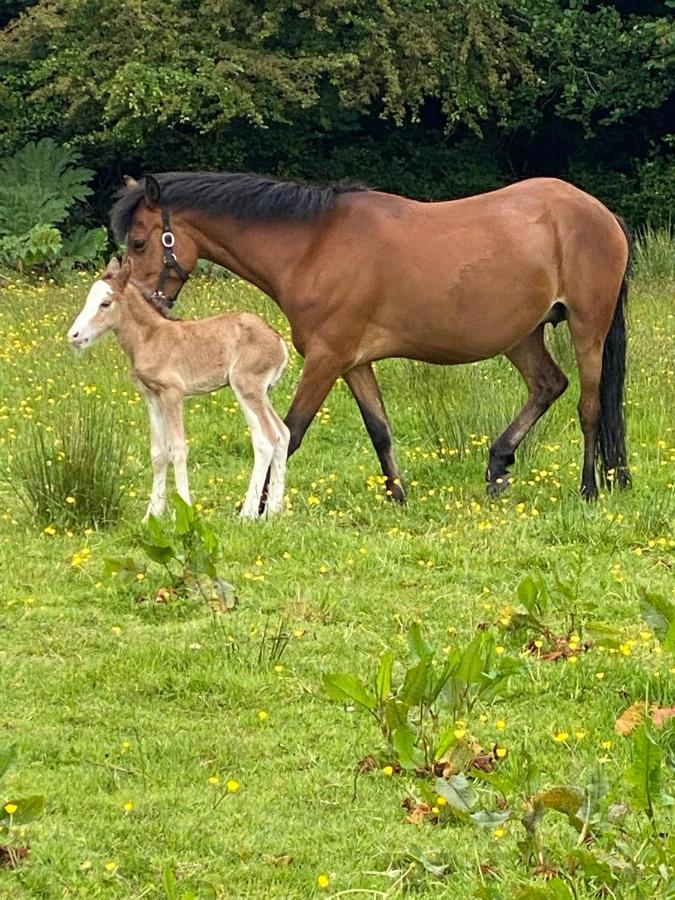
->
161, 231, 176, 249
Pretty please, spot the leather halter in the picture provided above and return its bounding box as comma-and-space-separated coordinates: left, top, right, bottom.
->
152, 207, 189, 307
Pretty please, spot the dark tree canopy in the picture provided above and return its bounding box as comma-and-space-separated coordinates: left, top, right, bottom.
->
1, 0, 673, 224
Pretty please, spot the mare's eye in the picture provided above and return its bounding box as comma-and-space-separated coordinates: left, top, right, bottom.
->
131, 239, 146, 252
99, 299, 112, 309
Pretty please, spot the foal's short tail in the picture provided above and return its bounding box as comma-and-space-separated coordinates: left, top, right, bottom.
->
597, 216, 631, 489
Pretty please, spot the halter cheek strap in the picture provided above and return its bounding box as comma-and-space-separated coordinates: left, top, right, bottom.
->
152, 207, 190, 307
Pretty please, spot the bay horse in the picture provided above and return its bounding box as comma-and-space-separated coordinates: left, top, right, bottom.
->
111, 173, 631, 504
68, 257, 289, 520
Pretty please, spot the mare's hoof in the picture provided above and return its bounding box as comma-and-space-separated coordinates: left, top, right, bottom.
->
486, 475, 510, 498
386, 481, 406, 503
581, 484, 598, 502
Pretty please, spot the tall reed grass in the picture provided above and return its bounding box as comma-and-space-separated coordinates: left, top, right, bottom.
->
6, 399, 127, 529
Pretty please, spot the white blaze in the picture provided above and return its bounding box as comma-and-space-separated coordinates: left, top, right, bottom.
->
68, 280, 112, 348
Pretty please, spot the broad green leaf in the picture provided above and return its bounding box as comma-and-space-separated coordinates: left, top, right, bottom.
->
162, 866, 178, 900
376, 650, 393, 701
469, 809, 511, 827
323, 673, 376, 711
0, 794, 45, 824
567, 849, 614, 884
145, 513, 171, 547
517, 575, 542, 615
433, 727, 458, 762
139, 541, 176, 566
639, 589, 675, 644
104, 556, 144, 578
383, 698, 409, 736
392, 726, 418, 770
665, 620, 675, 653
173, 493, 195, 535
398, 658, 430, 706
456, 634, 488, 686
625, 725, 662, 817
0, 746, 17, 782
407, 622, 432, 660
200, 526, 219, 556
435, 774, 476, 816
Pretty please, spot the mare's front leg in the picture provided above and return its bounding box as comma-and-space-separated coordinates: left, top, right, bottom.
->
158, 388, 191, 507
137, 382, 170, 520
343, 363, 405, 502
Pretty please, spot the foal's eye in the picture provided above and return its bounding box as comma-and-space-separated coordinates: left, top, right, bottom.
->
99, 299, 112, 309
131, 239, 146, 252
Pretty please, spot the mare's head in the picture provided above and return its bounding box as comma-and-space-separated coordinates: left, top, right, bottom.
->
68, 257, 132, 349
111, 175, 198, 307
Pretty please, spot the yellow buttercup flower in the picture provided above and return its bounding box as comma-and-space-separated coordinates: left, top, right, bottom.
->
4, 803, 18, 815
226, 779, 240, 793
317, 874, 330, 889
553, 731, 569, 742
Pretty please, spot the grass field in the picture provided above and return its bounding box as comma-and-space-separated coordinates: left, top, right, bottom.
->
0, 267, 673, 899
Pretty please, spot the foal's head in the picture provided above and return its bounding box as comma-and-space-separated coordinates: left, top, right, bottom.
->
113, 175, 198, 306
68, 257, 133, 350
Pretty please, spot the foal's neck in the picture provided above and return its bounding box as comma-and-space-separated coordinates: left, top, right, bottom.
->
114, 291, 167, 364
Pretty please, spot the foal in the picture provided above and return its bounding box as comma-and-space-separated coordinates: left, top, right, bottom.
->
68, 258, 289, 519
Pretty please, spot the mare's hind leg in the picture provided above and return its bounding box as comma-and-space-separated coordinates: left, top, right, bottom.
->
567, 320, 605, 500
343, 363, 405, 502
486, 325, 568, 496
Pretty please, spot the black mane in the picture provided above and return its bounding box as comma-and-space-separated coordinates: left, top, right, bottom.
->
110, 171, 369, 240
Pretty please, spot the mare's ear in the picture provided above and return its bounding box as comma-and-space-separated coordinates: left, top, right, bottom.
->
123, 174, 139, 188
144, 175, 161, 209
102, 256, 121, 281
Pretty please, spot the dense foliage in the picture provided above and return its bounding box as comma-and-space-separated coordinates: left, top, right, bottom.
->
0, 0, 673, 224
0, 138, 106, 274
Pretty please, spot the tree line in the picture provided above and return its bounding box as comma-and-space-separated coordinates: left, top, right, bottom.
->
0, 0, 673, 226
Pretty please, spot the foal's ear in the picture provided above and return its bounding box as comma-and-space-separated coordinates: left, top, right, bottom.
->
116, 257, 133, 292
102, 256, 122, 280
123, 174, 139, 188
144, 175, 161, 209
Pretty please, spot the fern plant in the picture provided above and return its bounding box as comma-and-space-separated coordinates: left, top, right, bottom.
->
0, 138, 106, 273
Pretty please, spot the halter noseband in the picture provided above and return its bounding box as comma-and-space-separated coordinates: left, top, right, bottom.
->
152, 207, 190, 307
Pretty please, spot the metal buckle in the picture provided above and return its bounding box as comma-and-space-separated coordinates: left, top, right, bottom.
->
161, 231, 175, 249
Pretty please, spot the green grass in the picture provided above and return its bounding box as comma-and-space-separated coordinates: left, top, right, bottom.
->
0, 272, 673, 898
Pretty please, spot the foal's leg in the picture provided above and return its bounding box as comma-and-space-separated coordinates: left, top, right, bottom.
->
158, 389, 191, 506
343, 363, 405, 502
264, 403, 290, 515
138, 385, 170, 520
486, 325, 568, 496
231, 377, 279, 519
258, 351, 344, 514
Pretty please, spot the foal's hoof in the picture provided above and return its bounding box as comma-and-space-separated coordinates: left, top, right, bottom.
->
486, 474, 510, 498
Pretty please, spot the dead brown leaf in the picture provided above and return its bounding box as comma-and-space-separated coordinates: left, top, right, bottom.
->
0, 846, 28, 868
402, 798, 434, 825
650, 706, 675, 728
615, 701, 646, 736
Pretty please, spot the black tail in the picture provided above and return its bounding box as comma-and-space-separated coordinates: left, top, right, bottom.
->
597, 216, 631, 489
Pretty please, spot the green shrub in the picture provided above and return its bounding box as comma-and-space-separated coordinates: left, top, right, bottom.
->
5, 399, 127, 529
634, 225, 675, 282
0, 138, 106, 275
